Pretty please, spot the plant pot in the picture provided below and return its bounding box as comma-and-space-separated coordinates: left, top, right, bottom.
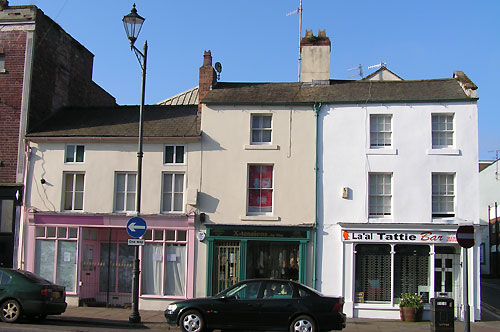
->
400, 307, 423, 322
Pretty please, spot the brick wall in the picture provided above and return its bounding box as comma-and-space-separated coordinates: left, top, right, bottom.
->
0, 30, 26, 183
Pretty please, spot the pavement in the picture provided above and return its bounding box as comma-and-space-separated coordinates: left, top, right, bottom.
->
45, 305, 500, 332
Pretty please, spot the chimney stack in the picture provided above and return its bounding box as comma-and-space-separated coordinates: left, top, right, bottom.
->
198, 50, 217, 113
300, 29, 331, 83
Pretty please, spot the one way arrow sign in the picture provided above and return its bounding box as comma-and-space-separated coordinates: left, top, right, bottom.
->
127, 217, 147, 239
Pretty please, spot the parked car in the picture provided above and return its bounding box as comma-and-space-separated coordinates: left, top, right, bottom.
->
0, 268, 67, 323
165, 279, 346, 332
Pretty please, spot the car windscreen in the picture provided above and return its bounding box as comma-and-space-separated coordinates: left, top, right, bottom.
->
17, 270, 53, 284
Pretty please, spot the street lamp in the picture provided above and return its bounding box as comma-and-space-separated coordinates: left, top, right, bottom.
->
122, 3, 147, 324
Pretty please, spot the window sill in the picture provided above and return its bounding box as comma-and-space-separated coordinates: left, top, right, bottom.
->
366, 148, 398, 155
426, 148, 460, 155
368, 217, 393, 223
244, 144, 279, 150
240, 215, 280, 222
0, 69, 6, 74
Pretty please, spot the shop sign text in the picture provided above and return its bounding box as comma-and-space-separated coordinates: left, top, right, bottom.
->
342, 230, 457, 244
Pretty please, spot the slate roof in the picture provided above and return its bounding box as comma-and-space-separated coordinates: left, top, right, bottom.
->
27, 105, 200, 138
203, 78, 477, 105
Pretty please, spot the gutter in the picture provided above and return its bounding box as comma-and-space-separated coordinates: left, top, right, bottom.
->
204, 98, 478, 106
312, 102, 322, 290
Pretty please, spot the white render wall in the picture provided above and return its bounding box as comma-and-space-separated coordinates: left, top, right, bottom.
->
25, 140, 201, 215
317, 101, 480, 319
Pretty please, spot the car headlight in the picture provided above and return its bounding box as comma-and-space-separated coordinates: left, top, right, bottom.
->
167, 304, 177, 312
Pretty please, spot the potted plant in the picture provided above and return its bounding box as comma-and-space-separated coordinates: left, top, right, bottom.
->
399, 293, 423, 322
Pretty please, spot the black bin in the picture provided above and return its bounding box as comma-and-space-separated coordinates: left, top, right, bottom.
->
430, 297, 454, 332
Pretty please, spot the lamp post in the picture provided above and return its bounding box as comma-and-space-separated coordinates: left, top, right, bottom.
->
122, 3, 147, 324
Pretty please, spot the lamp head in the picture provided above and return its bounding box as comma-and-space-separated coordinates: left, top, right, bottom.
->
122, 3, 145, 47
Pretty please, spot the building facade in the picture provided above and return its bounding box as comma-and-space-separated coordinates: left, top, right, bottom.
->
0, 3, 114, 268
23, 105, 200, 310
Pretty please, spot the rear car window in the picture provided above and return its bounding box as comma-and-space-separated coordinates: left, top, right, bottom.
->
17, 270, 52, 284
0, 271, 12, 285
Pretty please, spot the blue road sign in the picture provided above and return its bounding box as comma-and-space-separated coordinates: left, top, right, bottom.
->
127, 217, 147, 238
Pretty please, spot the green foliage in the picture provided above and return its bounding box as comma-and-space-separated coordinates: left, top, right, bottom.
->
399, 293, 423, 309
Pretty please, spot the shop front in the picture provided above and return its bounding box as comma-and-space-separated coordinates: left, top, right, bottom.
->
24, 212, 195, 310
204, 225, 312, 296
339, 225, 479, 321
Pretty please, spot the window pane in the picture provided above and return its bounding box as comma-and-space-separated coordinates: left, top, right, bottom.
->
57, 228, 67, 238
118, 244, 134, 293
127, 174, 136, 192
142, 243, 163, 295
163, 194, 172, 212
173, 193, 183, 211
126, 193, 135, 211
154, 229, 163, 241
262, 130, 271, 143
116, 193, 125, 211
164, 245, 186, 296
166, 231, 175, 241
165, 146, 174, 163
164, 174, 172, 192
65, 145, 75, 162
116, 174, 125, 191
56, 241, 77, 292
0, 200, 14, 233
74, 192, 84, 210
174, 174, 184, 192
47, 227, 56, 238
355, 244, 391, 302
75, 174, 84, 191
175, 146, 184, 163
36, 227, 45, 238
68, 228, 77, 238
76, 145, 84, 162
177, 230, 187, 241
262, 116, 272, 128
65, 174, 74, 191
394, 245, 430, 304
252, 116, 260, 128
35, 240, 55, 282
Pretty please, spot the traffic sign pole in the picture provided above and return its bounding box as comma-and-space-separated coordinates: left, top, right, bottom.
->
456, 225, 474, 332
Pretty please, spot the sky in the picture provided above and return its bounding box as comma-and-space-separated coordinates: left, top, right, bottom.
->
8, 0, 500, 160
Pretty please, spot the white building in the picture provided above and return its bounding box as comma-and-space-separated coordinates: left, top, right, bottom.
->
316, 64, 480, 320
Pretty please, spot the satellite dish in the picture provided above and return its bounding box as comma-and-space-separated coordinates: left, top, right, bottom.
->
214, 62, 222, 80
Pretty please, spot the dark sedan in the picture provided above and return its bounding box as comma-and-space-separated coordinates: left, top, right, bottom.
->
165, 279, 346, 332
0, 268, 67, 323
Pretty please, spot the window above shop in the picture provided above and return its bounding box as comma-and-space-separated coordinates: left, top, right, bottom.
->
164, 145, 185, 164
114, 172, 137, 213
251, 114, 272, 145
432, 173, 455, 218
65, 144, 85, 163
368, 173, 392, 217
63, 172, 85, 211
247, 165, 273, 216
161, 172, 185, 213
0, 53, 5, 73
432, 114, 454, 149
370, 114, 392, 148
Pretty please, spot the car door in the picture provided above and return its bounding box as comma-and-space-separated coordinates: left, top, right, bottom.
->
259, 280, 298, 330
209, 281, 263, 330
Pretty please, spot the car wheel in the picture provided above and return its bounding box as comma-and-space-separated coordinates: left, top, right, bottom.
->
290, 315, 316, 332
180, 310, 205, 332
0, 299, 22, 323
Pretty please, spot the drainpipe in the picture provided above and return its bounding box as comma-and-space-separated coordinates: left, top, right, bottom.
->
312, 102, 322, 289
18, 140, 31, 270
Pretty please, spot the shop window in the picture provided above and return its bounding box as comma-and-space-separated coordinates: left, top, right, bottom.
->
141, 229, 187, 297
247, 165, 273, 215
162, 173, 185, 213
355, 244, 391, 302
251, 114, 272, 144
63, 172, 84, 211
246, 241, 299, 281
432, 114, 454, 148
432, 173, 455, 217
370, 114, 392, 148
0, 199, 14, 233
35, 226, 77, 293
65, 144, 85, 163
114, 172, 137, 212
164, 145, 185, 164
368, 173, 392, 217
394, 245, 430, 304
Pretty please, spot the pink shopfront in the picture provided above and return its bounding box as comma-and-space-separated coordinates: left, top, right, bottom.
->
24, 212, 195, 308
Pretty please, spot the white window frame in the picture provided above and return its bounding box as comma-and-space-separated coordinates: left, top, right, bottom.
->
370, 114, 392, 148
432, 173, 455, 218
368, 173, 392, 217
247, 164, 274, 216
65, 144, 85, 163
164, 145, 186, 165
161, 172, 185, 213
63, 172, 85, 211
114, 172, 137, 213
0, 53, 5, 73
432, 114, 454, 148
251, 114, 272, 145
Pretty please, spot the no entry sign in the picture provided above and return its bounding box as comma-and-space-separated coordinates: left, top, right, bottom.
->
456, 225, 475, 248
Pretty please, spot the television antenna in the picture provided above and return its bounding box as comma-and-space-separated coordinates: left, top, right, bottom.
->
488, 149, 500, 180
368, 61, 387, 70
348, 64, 364, 79
286, 0, 303, 81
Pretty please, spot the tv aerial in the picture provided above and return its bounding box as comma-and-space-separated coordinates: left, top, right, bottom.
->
215, 61, 222, 80
368, 61, 387, 69
348, 64, 364, 79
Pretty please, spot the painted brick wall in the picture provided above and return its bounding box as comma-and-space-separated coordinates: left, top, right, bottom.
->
0, 30, 26, 183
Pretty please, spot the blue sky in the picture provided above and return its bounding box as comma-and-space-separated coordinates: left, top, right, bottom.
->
9, 0, 500, 160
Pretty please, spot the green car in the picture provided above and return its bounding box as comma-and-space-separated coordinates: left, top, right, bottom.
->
0, 268, 67, 323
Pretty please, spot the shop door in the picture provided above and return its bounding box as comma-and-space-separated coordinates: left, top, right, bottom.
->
434, 254, 456, 298
213, 241, 241, 294
80, 241, 98, 303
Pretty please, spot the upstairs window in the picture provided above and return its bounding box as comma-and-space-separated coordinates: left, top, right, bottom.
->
65, 144, 85, 163
164, 145, 185, 164
247, 165, 273, 215
114, 172, 136, 213
370, 114, 392, 148
0, 53, 5, 73
432, 173, 455, 217
251, 115, 272, 144
369, 173, 392, 217
162, 172, 185, 213
432, 114, 454, 148
63, 172, 84, 211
